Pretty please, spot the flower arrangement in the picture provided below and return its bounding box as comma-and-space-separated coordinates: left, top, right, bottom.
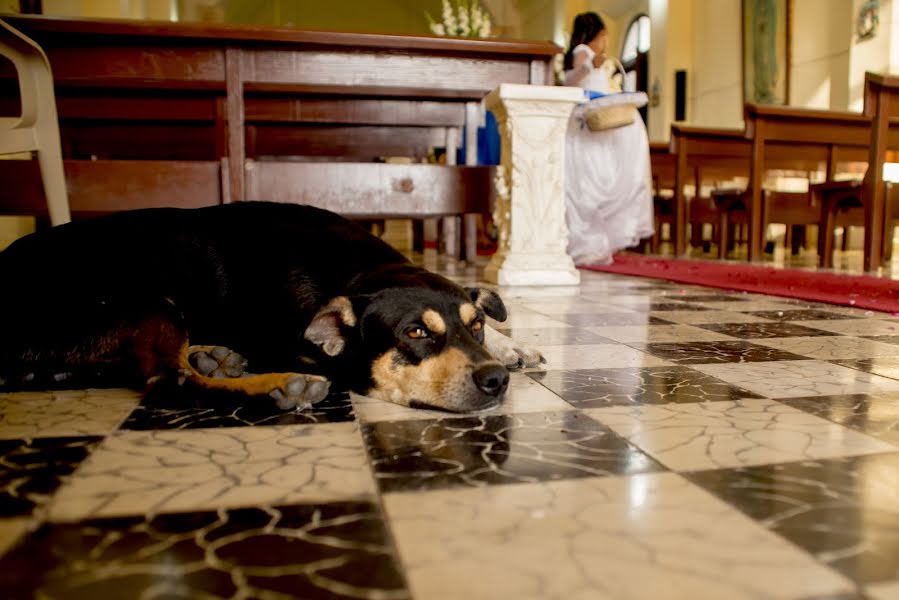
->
426, 0, 492, 38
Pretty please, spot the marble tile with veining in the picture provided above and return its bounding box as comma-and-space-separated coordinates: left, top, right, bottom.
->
0, 388, 141, 439
0, 502, 411, 600
521, 301, 636, 315
695, 322, 840, 339
746, 309, 861, 322
537, 344, 672, 370
351, 373, 574, 422
631, 341, 808, 364
797, 319, 899, 337
865, 335, 899, 346
648, 310, 772, 325
752, 336, 899, 360
362, 411, 662, 493
488, 310, 571, 330
697, 300, 800, 311
493, 327, 615, 346
383, 472, 855, 600
529, 367, 763, 408
779, 393, 899, 446
0, 436, 102, 517
47, 423, 375, 521
122, 390, 355, 430
555, 313, 673, 327
835, 357, 899, 381
585, 324, 737, 344
686, 452, 899, 587
693, 360, 899, 398
583, 399, 894, 471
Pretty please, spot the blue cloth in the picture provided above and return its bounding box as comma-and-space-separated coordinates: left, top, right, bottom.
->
585, 90, 606, 100
474, 111, 501, 166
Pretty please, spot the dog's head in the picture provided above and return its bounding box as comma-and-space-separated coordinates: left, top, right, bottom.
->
303, 266, 509, 412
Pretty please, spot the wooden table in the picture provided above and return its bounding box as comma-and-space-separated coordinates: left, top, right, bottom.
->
0, 16, 559, 257
862, 72, 899, 270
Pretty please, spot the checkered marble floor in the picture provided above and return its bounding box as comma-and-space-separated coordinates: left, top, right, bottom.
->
3, 255, 899, 599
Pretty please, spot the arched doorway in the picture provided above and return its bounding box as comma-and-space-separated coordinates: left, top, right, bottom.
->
621, 14, 650, 125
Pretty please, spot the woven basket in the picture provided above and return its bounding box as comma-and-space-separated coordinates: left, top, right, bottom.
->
584, 59, 638, 132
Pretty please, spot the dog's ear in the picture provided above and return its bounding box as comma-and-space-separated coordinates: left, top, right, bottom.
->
303, 296, 357, 357
465, 287, 507, 322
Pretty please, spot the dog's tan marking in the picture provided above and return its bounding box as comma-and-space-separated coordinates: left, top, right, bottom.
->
421, 309, 446, 335
369, 347, 472, 408
459, 303, 477, 325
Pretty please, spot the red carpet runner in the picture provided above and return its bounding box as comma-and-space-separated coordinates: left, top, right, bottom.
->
580, 254, 899, 314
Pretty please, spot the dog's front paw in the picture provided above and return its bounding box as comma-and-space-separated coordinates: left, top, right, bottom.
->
511, 343, 546, 369
484, 326, 547, 370
268, 374, 331, 410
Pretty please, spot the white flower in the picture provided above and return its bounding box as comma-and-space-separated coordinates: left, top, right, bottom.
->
442, 0, 458, 34
430, 22, 446, 36
471, 4, 482, 35
457, 0, 470, 36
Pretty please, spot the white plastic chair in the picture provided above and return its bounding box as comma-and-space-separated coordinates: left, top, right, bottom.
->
0, 18, 70, 225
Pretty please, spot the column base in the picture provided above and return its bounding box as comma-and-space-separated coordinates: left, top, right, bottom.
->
484, 251, 581, 286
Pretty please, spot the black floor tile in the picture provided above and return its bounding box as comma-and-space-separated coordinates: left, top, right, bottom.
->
780, 393, 899, 446
686, 453, 899, 586
529, 367, 764, 407
0, 437, 101, 517
746, 310, 861, 321
0, 501, 410, 600
362, 411, 663, 492
696, 322, 840, 339
121, 390, 355, 430
631, 341, 809, 364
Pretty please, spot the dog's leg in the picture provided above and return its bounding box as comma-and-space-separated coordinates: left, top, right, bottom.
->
483, 325, 546, 369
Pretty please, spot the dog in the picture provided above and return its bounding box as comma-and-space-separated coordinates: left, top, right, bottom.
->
0, 202, 544, 412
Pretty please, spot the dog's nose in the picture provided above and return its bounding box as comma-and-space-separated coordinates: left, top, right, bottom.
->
473, 364, 510, 397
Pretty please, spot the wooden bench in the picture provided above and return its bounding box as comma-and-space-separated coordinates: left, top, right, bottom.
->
0, 16, 559, 259
862, 72, 899, 269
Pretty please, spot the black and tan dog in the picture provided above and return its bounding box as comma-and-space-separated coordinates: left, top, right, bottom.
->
0, 202, 543, 412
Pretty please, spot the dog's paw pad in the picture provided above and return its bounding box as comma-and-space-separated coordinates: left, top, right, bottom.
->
269, 374, 331, 410
189, 346, 248, 378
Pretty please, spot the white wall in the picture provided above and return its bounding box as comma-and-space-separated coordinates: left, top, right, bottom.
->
688, 0, 742, 128
789, 0, 852, 110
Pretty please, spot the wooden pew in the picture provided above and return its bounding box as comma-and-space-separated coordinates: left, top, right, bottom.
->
0, 16, 559, 259
862, 72, 899, 270
741, 103, 899, 264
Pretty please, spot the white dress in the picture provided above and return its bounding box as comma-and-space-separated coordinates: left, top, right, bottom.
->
563, 44, 654, 265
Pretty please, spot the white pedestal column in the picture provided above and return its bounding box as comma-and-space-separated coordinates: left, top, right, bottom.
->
484, 84, 583, 286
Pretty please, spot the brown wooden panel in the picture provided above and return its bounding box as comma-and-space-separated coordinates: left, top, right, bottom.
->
243, 49, 530, 96
61, 124, 218, 160
4, 15, 560, 57
56, 95, 220, 121
245, 161, 494, 217
248, 125, 447, 160
245, 97, 465, 126
42, 47, 226, 86
0, 159, 225, 215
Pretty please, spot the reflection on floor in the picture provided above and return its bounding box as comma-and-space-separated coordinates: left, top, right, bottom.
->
3, 253, 899, 599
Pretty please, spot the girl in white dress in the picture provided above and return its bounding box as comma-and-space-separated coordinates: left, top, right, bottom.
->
563, 12, 654, 265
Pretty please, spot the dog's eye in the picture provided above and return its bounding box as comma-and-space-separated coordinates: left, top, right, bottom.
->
471, 320, 484, 333
406, 327, 429, 340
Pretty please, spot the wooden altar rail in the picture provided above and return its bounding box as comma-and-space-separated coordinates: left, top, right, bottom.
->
0, 15, 558, 257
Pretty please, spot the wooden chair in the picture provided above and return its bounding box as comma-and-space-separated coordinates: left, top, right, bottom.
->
0, 19, 69, 225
